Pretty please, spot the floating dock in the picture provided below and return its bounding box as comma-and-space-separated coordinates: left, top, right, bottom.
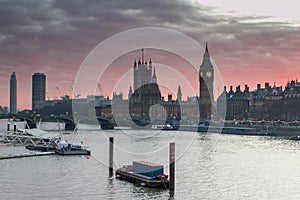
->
0, 151, 55, 160
111, 137, 175, 190
116, 165, 169, 188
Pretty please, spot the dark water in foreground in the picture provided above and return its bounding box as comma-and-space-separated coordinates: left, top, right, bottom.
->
1, 128, 300, 200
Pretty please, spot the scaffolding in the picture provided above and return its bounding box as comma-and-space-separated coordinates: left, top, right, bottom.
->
0, 122, 60, 146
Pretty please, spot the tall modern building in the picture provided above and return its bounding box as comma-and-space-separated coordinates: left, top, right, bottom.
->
32, 72, 46, 110
9, 72, 17, 114
199, 43, 214, 119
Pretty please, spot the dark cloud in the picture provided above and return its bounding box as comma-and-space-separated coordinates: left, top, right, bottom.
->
0, 0, 300, 108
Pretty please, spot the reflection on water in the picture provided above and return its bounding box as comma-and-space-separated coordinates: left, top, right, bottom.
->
1, 128, 300, 199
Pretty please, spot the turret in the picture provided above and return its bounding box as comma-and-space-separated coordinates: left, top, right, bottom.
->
152, 67, 157, 84
244, 85, 249, 93
134, 59, 137, 69
128, 86, 132, 100
141, 48, 144, 64
149, 59, 152, 70
229, 85, 234, 94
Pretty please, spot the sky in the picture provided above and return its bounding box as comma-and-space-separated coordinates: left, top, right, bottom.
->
1, 0, 300, 110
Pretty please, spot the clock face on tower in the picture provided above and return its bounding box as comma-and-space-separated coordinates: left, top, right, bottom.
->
206, 71, 212, 77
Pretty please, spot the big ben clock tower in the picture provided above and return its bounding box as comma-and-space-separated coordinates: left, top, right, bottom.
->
199, 43, 214, 119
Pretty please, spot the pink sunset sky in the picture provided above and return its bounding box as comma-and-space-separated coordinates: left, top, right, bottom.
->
0, 0, 300, 110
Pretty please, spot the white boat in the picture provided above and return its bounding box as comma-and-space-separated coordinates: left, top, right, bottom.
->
55, 140, 91, 155
55, 121, 91, 156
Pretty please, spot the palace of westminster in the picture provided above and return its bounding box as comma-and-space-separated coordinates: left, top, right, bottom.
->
96, 43, 300, 122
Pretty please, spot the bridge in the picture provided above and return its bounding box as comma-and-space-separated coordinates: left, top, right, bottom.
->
0, 114, 76, 130
97, 116, 115, 129
0, 114, 181, 130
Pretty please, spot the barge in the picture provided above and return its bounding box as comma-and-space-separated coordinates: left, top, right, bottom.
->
116, 161, 169, 189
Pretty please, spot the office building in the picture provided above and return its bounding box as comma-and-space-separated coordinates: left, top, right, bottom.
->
32, 72, 46, 110
9, 72, 17, 114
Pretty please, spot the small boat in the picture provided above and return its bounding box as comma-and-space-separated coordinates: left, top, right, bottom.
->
55, 140, 91, 155
116, 161, 169, 189
54, 120, 91, 156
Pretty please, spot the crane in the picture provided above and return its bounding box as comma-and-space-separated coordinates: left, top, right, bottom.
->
97, 83, 103, 96
46, 92, 50, 100
56, 86, 69, 99
56, 86, 62, 99
70, 86, 81, 99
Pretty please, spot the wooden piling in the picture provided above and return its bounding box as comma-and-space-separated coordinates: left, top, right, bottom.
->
109, 137, 114, 177
14, 123, 17, 133
7, 122, 10, 132
169, 142, 175, 190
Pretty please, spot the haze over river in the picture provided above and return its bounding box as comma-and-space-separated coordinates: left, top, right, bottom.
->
1, 128, 300, 199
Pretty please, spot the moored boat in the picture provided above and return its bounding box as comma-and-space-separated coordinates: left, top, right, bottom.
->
116, 161, 169, 189
55, 144, 91, 155
55, 140, 91, 155
54, 121, 91, 156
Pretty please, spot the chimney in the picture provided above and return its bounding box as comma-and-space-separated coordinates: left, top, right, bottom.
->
257, 84, 261, 90
265, 82, 269, 89
168, 94, 172, 101
291, 80, 296, 88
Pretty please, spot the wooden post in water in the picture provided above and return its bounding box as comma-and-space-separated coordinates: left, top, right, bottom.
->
7, 122, 10, 132
109, 137, 114, 177
169, 142, 175, 190
13, 123, 17, 133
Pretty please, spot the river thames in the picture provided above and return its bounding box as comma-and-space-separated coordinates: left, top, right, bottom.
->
1, 128, 300, 200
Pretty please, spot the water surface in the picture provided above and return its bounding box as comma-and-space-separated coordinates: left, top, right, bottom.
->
1, 128, 300, 199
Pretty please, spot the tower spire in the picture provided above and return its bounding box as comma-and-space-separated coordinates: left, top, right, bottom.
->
128, 86, 132, 99
201, 42, 212, 68
152, 67, 157, 83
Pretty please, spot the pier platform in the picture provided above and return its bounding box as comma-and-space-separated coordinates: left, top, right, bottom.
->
0, 151, 55, 160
